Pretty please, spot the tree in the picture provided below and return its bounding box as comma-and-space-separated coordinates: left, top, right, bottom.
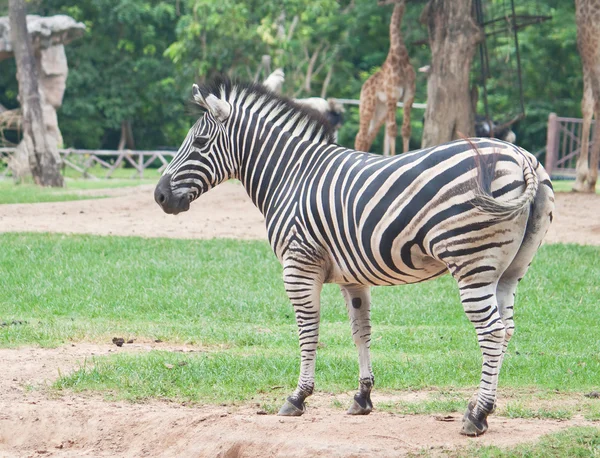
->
31, 0, 185, 150
473, 1, 580, 156
0, 0, 586, 157
9, 0, 63, 186
165, 0, 350, 97
420, 0, 482, 147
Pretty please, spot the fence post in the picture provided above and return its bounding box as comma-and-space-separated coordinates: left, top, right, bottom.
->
545, 112, 558, 175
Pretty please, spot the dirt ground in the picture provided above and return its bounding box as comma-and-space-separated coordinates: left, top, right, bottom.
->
0, 183, 599, 457
0, 344, 596, 458
0, 181, 599, 244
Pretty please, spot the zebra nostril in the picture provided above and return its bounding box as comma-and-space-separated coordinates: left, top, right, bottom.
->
158, 193, 166, 204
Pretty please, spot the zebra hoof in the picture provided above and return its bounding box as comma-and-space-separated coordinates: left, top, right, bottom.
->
460, 410, 489, 437
347, 393, 373, 415
278, 399, 305, 416
462, 400, 476, 423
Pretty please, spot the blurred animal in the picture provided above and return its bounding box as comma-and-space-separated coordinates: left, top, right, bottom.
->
474, 116, 517, 144
355, 0, 415, 155
263, 68, 285, 94
293, 97, 345, 133
573, 0, 600, 192
263, 69, 344, 141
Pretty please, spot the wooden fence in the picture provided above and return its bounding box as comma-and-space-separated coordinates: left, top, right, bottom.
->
1, 111, 589, 180
545, 113, 596, 177
0, 148, 176, 179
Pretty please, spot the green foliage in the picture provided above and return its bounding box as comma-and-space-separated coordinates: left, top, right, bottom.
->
0, 0, 585, 155
479, 1, 582, 154
1, 0, 191, 149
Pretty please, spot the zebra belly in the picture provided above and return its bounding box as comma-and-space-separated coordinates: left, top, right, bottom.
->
325, 247, 447, 286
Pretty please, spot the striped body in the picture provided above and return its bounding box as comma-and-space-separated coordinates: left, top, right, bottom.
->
156, 79, 554, 435
250, 139, 534, 287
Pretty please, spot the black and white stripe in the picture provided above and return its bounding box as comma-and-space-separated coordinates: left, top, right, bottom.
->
156, 78, 554, 436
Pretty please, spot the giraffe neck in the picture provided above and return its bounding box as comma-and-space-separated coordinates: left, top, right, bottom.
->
389, 3, 406, 57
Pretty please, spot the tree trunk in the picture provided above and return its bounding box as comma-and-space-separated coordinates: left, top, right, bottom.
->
420, 0, 482, 148
118, 120, 135, 151
9, 0, 63, 186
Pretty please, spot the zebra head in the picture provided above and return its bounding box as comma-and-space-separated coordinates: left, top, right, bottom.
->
155, 77, 335, 215
155, 84, 233, 215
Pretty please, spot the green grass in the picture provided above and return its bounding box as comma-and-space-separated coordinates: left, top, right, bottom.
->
369, 389, 600, 420
1, 161, 163, 181
0, 233, 598, 404
378, 398, 466, 416
502, 403, 573, 420
0, 178, 156, 204
551, 179, 600, 194
455, 427, 600, 458
61, 164, 163, 180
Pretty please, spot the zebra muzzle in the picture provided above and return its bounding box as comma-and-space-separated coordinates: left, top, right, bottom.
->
154, 174, 190, 215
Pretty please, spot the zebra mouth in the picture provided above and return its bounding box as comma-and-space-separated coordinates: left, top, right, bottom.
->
154, 174, 191, 215
168, 195, 190, 215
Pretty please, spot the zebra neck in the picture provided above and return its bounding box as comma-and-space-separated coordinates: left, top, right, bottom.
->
234, 118, 329, 217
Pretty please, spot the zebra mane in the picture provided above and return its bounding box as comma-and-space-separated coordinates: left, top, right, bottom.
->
195, 76, 336, 144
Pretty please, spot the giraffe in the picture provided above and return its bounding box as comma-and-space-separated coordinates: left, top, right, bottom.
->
574, 0, 600, 192
355, 0, 415, 156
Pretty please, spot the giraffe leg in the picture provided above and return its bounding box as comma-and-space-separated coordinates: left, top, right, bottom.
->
574, 75, 593, 192
278, 258, 324, 416
587, 99, 600, 189
385, 97, 398, 156
356, 89, 377, 152
383, 131, 390, 157
340, 285, 374, 415
401, 95, 414, 154
361, 100, 387, 155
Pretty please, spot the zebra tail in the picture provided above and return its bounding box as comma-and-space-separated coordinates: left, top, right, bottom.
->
469, 139, 539, 219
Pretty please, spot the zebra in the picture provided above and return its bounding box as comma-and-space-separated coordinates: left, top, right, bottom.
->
154, 77, 554, 436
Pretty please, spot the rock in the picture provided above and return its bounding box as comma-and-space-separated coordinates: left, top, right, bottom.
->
0, 14, 85, 180
0, 15, 85, 59
112, 337, 125, 347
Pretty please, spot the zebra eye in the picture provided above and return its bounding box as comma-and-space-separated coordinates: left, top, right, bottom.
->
192, 136, 209, 149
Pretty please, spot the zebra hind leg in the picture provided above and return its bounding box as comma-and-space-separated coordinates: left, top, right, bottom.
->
456, 188, 552, 436
340, 285, 374, 415
496, 175, 554, 376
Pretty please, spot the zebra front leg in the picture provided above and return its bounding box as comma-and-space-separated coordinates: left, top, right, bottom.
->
278, 262, 324, 417
340, 285, 374, 415
458, 282, 505, 436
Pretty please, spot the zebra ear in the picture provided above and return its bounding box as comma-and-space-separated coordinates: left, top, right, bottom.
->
191, 84, 230, 122
203, 94, 231, 122
192, 84, 206, 107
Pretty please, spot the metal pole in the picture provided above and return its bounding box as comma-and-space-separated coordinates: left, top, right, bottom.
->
510, 0, 526, 117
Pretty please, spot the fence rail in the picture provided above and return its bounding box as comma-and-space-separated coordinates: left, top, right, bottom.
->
331, 98, 427, 110
0, 148, 176, 179
1, 111, 587, 180
545, 112, 596, 178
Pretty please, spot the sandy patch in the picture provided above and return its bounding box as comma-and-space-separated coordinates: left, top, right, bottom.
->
0, 182, 599, 245
0, 344, 596, 458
